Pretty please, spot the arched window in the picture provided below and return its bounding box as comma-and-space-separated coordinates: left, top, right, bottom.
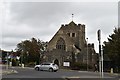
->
56, 38, 66, 50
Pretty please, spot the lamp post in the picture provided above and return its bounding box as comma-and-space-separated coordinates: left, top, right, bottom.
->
26, 51, 29, 64
16, 56, 20, 66
86, 38, 88, 71
21, 50, 23, 67
21, 49, 25, 68
39, 48, 44, 64
6, 52, 9, 70
39, 52, 41, 65
21, 42, 25, 68
101, 45, 104, 78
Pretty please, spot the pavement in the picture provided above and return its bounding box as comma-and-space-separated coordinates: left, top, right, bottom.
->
0, 64, 18, 75
1, 64, 120, 78
0, 69, 18, 75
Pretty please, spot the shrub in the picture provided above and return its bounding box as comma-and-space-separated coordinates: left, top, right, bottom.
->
71, 62, 86, 70
27, 62, 36, 67
71, 62, 93, 70
12, 59, 17, 66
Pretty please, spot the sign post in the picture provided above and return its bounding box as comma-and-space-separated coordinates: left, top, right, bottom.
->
63, 62, 70, 67
97, 29, 104, 78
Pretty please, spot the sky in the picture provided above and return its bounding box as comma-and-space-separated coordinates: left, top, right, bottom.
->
0, 0, 119, 53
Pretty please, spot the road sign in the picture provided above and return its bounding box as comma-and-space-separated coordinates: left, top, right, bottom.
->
97, 29, 101, 41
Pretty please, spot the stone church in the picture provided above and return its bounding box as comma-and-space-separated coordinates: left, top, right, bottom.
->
43, 21, 97, 67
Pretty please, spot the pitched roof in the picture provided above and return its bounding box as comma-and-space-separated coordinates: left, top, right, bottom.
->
69, 21, 76, 25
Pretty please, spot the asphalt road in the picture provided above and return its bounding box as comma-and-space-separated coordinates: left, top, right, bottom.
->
1, 66, 120, 80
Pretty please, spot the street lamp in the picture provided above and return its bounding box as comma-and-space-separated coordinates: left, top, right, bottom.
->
21, 50, 24, 67
16, 56, 20, 66
39, 49, 44, 64
21, 42, 25, 68
26, 51, 29, 64
6, 52, 9, 70
86, 38, 88, 71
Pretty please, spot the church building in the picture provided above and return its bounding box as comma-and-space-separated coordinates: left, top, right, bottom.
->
43, 21, 97, 67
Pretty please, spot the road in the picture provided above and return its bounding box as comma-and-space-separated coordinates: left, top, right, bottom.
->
1, 66, 120, 80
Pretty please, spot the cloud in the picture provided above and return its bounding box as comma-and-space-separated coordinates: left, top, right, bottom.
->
1, 2, 118, 52
9, 2, 69, 27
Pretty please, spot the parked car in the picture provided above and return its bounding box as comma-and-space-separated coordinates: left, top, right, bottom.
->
34, 62, 59, 72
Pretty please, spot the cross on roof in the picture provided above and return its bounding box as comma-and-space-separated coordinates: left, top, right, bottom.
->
72, 14, 74, 21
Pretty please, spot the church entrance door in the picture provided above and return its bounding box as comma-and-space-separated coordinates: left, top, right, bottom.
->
54, 59, 59, 66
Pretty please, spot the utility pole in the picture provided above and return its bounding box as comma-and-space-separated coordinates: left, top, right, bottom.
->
97, 29, 104, 78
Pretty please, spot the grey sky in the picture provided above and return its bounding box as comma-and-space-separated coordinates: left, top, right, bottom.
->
1, 1, 118, 53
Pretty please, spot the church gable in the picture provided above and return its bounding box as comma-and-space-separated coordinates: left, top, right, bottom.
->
61, 21, 80, 31
47, 21, 80, 51
47, 29, 75, 51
